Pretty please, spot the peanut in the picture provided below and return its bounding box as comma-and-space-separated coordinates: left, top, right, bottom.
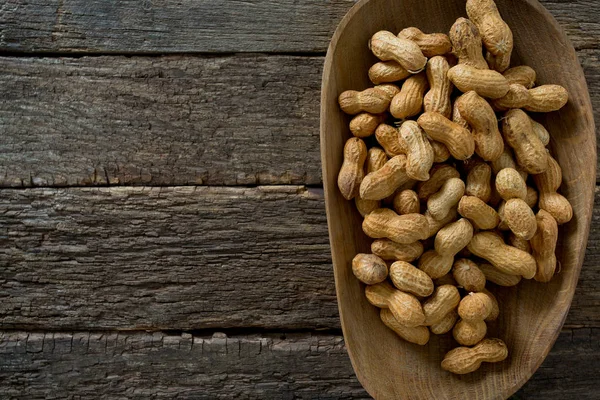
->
350, 113, 387, 137
352, 254, 388, 285
417, 164, 460, 200
458, 292, 494, 321
495, 168, 527, 200
504, 198, 537, 240
452, 100, 470, 131
458, 246, 473, 259
532, 154, 573, 224
393, 190, 420, 215
430, 310, 458, 335
466, 0, 513, 57
375, 83, 401, 99
423, 285, 461, 326
497, 201, 509, 231
371, 239, 424, 262
458, 195, 500, 230
503, 66, 536, 88
467, 231, 537, 278
525, 186, 539, 208
449, 18, 488, 70
502, 110, 548, 174
366, 147, 388, 174
418, 249, 454, 279
485, 50, 511, 73
380, 309, 430, 345
530, 117, 551, 146
369, 61, 411, 85
531, 209, 559, 282
390, 261, 435, 297
398, 27, 452, 57
365, 281, 395, 307
417, 112, 475, 160
441, 338, 508, 374
338, 87, 391, 115
492, 84, 532, 111
434, 219, 474, 257
370, 31, 428, 73
365, 281, 426, 327
481, 288, 500, 322
490, 147, 521, 177
453, 259, 486, 292
424, 56, 453, 118
355, 196, 380, 217
375, 124, 407, 157
479, 263, 522, 286
435, 273, 458, 287
455, 91, 504, 161
508, 233, 531, 253
430, 140, 451, 163
360, 155, 411, 200
525, 84, 569, 113
363, 209, 429, 244
466, 162, 493, 203
424, 208, 459, 239
488, 185, 503, 208
453, 319, 487, 346
399, 120, 434, 181
448, 64, 510, 99
338, 138, 367, 200
390, 73, 429, 119
427, 178, 466, 221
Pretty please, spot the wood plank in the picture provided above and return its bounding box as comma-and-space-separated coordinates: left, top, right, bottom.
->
1, 185, 598, 330
0, 54, 598, 188
0, 329, 597, 399
0, 0, 355, 54
0, 185, 338, 330
0, 55, 324, 187
0, 0, 596, 54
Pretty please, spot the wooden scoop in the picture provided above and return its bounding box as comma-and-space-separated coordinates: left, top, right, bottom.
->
320, 0, 595, 398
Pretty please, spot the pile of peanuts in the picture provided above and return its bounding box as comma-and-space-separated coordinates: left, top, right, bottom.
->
337, 0, 572, 374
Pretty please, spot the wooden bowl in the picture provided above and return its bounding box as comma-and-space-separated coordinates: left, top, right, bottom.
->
320, 0, 596, 398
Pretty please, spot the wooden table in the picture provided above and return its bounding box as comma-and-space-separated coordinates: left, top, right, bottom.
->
0, 1, 598, 398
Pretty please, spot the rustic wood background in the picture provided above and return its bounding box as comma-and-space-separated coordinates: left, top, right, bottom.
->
0, 1, 598, 398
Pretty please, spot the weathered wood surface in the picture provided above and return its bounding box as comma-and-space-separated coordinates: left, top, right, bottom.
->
0, 56, 323, 187
0, 329, 598, 399
0, 0, 596, 54
0, 0, 355, 54
1, 185, 598, 330
0, 54, 598, 188
0, 186, 337, 330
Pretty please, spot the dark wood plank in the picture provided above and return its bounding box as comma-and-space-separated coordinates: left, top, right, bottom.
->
0, 0, 355, 54
0, 53, 598, 188
1, 185, 598, 330
0, 55, 323, 187
0, 0, 596, 54
0, 185, 337, 330
0, 329, 597, 399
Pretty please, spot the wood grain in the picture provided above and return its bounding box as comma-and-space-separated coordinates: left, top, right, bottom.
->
0, 55, 323, 187
0, 53, 598, 188
320, 0, 595, 398
0, 329, 597, 399
1, 185, 598, 331
0, 186, 338, 331
0, 0, 596, 54
0, 0, 355, 54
